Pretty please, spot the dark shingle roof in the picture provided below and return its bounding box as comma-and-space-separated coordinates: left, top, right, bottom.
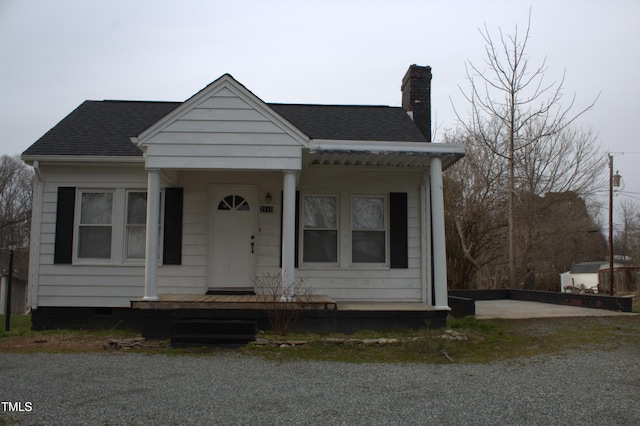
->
570, 262, 608, 274
23, 101, 181, 157
23, 100, 427, 157
268, 104, 427, 142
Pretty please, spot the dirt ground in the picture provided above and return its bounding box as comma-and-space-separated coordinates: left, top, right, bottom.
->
0, 333, 168, 353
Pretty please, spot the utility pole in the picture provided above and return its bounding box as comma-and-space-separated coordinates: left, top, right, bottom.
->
608, 155, 621, 295
4, 241, 16, 331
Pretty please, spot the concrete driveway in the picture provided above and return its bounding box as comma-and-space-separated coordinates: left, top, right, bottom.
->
475, 299, 637, 319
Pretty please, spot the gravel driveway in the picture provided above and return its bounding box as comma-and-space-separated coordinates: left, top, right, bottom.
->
1, 347, 639, 425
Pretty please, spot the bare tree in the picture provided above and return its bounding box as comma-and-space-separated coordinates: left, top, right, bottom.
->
453, 11, 600, 286
444, 129, 509, 288
0, 154, 33, 280
614, 199, 640, 264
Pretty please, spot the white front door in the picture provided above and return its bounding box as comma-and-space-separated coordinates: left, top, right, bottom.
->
208, 185, 258, 290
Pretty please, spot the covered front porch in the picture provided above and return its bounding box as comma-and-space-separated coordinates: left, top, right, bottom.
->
131, 73, 464, 312
138, 154, 456, 310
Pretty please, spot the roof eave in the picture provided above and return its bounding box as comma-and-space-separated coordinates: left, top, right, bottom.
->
306, 139, 465, 169
309, 139, 465, 155
21, 154, 145, 165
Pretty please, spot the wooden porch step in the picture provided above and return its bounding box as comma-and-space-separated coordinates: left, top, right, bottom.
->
171, 334, 255, 347
170, 319, 256, 348
174, 319, 257, 335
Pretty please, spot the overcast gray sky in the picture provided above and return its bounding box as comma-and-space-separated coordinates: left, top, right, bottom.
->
1, 0, 639, 217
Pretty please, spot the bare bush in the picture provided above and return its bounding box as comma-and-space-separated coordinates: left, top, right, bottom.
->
252, 272, 314, 335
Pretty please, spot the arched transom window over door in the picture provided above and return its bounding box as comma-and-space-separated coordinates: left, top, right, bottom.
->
218, 195, 250, 211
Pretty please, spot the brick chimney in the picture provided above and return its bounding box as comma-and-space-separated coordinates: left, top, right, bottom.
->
401, 64, 432, 142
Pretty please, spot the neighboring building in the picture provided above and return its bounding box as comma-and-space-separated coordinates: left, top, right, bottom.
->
22, 65, 464, 330
559, 261, 621, 293
598, 266, 640, 294
0, 276, 28, 315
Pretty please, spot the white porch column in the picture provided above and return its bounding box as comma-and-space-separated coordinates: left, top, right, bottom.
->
281, 170, 297, 299
430, 157, 449, 309
28, 162, 43, 309
143, 169, 161, 301
420, 172, 433, 305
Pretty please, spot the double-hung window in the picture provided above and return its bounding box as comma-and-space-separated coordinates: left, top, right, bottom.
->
77, 191, 113, 259
302, 195, 338, 263
351, 195, 387, 264
125, 190, 163, 261
126, 191, 147, 260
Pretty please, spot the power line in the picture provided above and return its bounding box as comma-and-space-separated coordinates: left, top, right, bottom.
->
607, 151, 640, 155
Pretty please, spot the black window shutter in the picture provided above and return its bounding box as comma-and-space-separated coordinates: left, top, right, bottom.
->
163, 187, 183, 265
294, 191, 300, 268
280, 191, 300, 268
389, 192, 408, 269
54, 187, 76, 264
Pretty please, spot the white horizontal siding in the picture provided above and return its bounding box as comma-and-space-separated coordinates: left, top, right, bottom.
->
142, 89, 306, 170
198, 93, 249, 109
145, 151, 302, 170
294, 168, 425, 302
38, 296, 137, 307
37, 263, 145, 307
33, 166, 210, 307
32, 165, 430, 307
181, 108, 267, 121
165, 120, 284, 134
147, 144, 301, 158
149, 132, 302, 146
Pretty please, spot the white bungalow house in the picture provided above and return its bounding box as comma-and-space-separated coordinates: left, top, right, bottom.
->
22, 65, 464, 333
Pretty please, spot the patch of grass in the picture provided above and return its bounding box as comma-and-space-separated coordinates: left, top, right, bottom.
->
0, 314, 33, 337
1, 314, 134, 336
1, 314, 138, 339
631, 293, 640, 314
239, 315, 640, 364
0, 314, 141, 353
2, 314, 639, 364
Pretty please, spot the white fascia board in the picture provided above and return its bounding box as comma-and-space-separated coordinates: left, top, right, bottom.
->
21, 155, 145, 166
309, 139, 465, 157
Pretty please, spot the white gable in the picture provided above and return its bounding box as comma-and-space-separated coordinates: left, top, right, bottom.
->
133, 75, 309, 170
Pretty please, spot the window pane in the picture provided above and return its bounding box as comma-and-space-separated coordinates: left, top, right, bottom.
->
303, 230, 337, 263
218, 194, 250, 211
236, 196, 250, 211
127, 226, 146, 259
304, 196, 336, 228
352, 231, 385, 263
78, 226, 112, 258
81, 193, 112, 224
353, 197, 384, 229
127, 192, 147, 225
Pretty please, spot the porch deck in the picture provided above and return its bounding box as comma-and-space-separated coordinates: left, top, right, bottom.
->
131, 294, 440, 312
131, 294, 338, 310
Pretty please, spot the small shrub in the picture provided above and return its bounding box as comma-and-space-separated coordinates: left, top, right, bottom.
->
252, 272, 314, 336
